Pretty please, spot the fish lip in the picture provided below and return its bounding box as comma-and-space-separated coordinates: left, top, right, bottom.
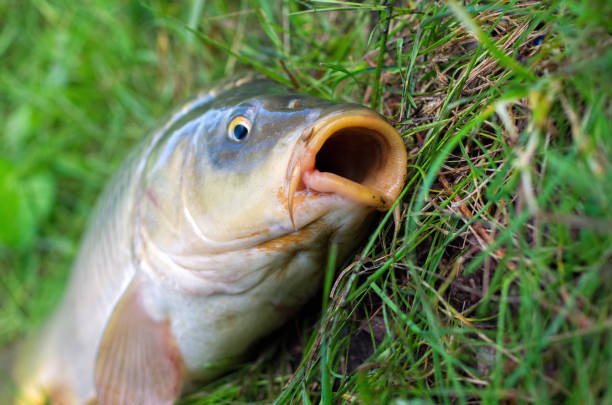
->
287, 110, 407, 225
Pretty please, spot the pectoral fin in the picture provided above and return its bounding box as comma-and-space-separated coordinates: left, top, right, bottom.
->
95, 278, 183, 405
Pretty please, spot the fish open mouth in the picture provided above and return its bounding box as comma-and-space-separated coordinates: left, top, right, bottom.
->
288, 112, 407, 220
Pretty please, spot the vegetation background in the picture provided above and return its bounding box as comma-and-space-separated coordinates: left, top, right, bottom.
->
1, 0, 611, 403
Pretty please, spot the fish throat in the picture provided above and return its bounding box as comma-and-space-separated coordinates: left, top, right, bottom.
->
314, 127, 385, 185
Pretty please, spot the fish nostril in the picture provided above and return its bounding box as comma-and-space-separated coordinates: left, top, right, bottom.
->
287, 99, 304, 109
314, 128, 385, 185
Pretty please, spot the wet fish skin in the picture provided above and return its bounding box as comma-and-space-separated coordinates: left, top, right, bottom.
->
14, 74, 407, 405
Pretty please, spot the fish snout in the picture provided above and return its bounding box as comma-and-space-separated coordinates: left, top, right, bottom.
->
288, 111, 407, 219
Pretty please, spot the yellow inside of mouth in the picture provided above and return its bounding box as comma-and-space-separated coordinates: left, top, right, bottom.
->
297, 114, 407, 211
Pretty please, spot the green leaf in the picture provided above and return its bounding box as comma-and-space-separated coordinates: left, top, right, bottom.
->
22, 172, 55, 221
0, 160, 35, 249
0, 159, 55, 250
4, 104, 33, 153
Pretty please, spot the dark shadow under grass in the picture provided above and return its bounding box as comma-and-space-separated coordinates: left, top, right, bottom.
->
2, 0, 612, 404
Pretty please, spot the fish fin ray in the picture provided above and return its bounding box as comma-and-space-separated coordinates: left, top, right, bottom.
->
94, 278, 183, 405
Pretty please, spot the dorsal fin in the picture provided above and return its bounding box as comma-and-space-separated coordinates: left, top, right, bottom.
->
95, 278, 183, 405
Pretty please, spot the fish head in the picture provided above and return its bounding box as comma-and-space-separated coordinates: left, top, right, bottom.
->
139, 76, 406, 275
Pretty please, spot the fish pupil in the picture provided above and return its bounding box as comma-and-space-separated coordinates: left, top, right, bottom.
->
233, 124, 249, 141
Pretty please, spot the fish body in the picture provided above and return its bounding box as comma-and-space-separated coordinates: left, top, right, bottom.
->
14, 75, 407, 405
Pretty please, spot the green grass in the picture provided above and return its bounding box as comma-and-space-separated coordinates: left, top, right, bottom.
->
2, 0, 612, 403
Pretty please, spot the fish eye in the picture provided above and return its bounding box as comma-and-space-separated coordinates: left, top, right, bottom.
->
227, 116, 251, 143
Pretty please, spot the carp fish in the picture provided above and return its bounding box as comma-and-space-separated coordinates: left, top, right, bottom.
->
14, 74, 407, 405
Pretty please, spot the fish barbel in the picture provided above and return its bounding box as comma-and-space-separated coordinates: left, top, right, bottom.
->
14, 74, 407, 405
